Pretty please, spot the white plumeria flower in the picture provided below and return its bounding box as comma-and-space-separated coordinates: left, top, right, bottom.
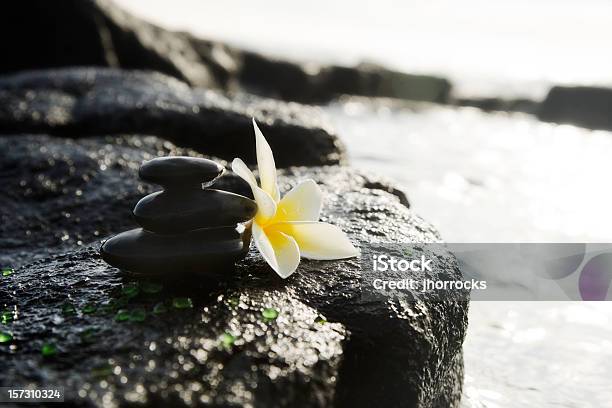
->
232, 119, 359, 278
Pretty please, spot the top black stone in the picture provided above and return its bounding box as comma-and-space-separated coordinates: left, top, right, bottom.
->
139, 156, 224, 187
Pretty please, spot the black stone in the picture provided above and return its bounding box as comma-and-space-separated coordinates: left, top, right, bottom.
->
538, 86, 612, 131
0, 68, 346, 167
100, 226, 251, 276
139, 156, 224, 187
1, 134, 466, 407
133, 188, 257, 233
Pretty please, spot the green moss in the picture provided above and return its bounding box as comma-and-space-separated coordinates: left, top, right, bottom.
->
220, 332, 235, 348
261, 308, 279, 320
130, 308, 146, 323
82, 303, 97, 314
141, 282, 163, 294
115, 309, 130, 322
62, 303, 77, 316
2, 267, 14, 277
1, 310, 13, 325
172, 297, 193, 309
97, 301, 115, 315
121, 283, 139, 298
0, 331, 13, 343
152, 302, 168, 315
41, 343, 57, 357
80, 328, 98, 344
91, 364, 113, 379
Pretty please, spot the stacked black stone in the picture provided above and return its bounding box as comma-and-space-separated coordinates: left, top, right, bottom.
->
101, 157, 257, 277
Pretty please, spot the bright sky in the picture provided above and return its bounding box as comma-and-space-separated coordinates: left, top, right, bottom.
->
118, 0, 612, 97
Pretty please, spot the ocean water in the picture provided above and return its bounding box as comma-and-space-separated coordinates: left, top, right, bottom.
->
324, 100, 612, 407
113, 2, 612, 406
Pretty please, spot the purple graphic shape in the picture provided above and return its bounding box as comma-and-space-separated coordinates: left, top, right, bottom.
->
579, 253, 612, 301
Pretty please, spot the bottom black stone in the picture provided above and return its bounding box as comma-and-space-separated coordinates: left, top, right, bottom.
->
100, 225, 251, 276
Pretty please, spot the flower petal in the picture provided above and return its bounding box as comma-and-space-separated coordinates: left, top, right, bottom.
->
269, 221, 359, 260
252, 186, 277, 223
276, 179, 322, 222
253, 223, 300, 279
252, 222, 278, 270
232, 158, 276, 222
253, 118, 280, 202
231, 158, 257, 188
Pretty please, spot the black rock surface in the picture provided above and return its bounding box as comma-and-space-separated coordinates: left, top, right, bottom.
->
0, 134, 248, 268
139, 156, 224, 187
0, 0, 451, 104
0, 68, 345, 167
0, 134, 467, 407
133, 189, 258, 234
0, 0, 231, 88
538, 86, 612, 131
100, 226, 251, 276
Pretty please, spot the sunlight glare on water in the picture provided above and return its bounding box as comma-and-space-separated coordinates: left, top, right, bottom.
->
326, 100, 612, 242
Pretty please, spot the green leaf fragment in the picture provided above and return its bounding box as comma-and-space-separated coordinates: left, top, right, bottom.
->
62, 303, 77, 316
98, 301, 115, 315
141, 282, 163, 294
152, 303, 168, 315
130, 308, 146, 323
1, 310, 13, 325
2, 268, 14, 277
261, 308, 279, 320
315, 316, 327, 324
0, 331, 13, 343
172, 297, 193, 309
220, 332, 235, 348
115, 309, 130, 322
80, 328, 98, 343
91, 364, 113, 379
82, 303, 97, 314
121, 283, 139, 298
41, 343, 57, 357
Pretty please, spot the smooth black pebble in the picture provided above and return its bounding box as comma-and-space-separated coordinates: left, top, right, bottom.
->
134, 189, 257, 234
139, 156, 224, 187
100, 225, 252, 276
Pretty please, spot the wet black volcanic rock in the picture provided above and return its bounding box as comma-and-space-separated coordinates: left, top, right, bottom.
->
0, 134, 249, 268
0, 0, 451, 105
0, 134, 467, 407
0, 68, 345, 167
538, 86, 612, 131
0, 0, 233, 88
